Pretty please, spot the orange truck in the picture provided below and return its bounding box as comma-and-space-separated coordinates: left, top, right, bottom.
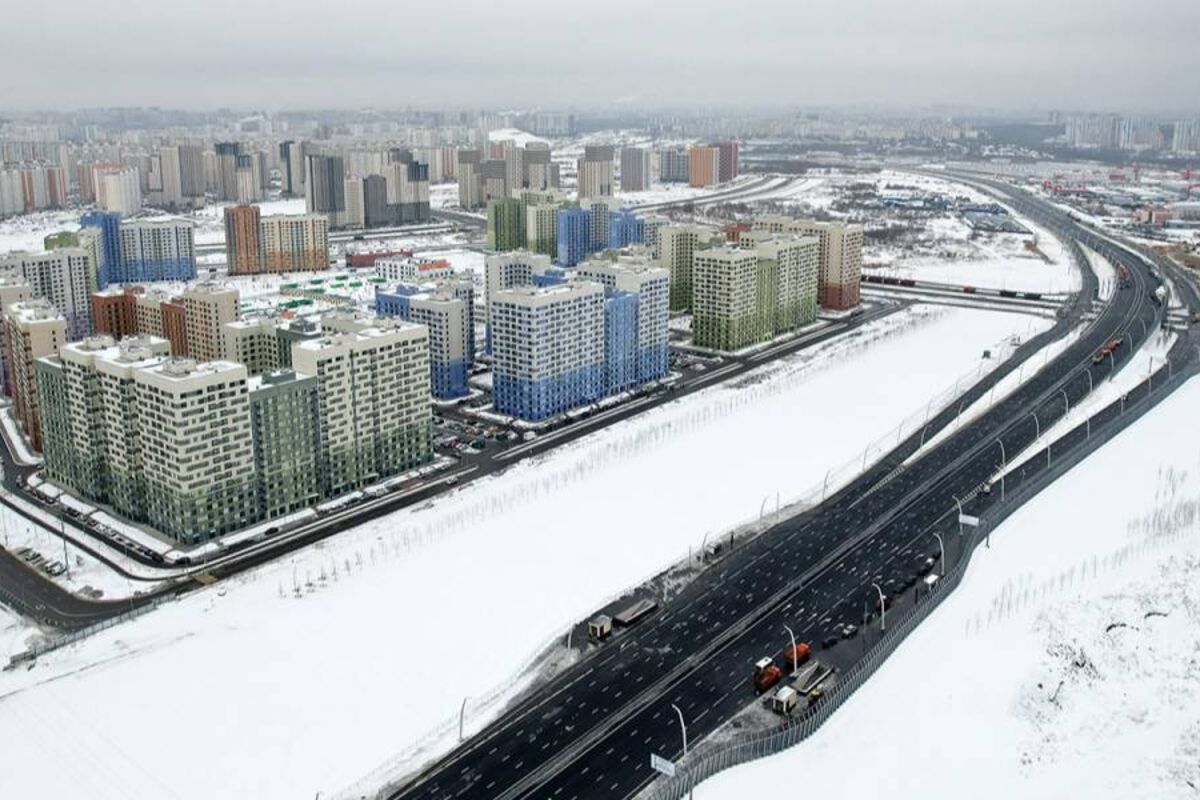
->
784, 642, 812, 671
753, 657, 783, 693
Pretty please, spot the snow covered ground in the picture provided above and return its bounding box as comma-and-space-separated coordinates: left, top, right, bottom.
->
0, 304, 1040, 800
700, 376, 1200, 800
0, 209, 82, 254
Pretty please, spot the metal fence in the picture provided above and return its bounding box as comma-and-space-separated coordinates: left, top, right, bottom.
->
640, 359, 1197, 800
4, 594, 171, 670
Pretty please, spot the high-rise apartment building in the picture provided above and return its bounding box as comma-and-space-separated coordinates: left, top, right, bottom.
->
0, 276, 33, 395
490, 282, 605, 421
224, 205, 262, 275
291, 325, 432, 497
526, 203, 560, 258
37, 335, 172, 503
0, 248, 95, 339
180, 284, 239, 361
91, 287, 141, 339
248, 368, 320, 519
457, 148, 483, 210
279, 140, 307, 196
259, 213, 329, 273
691, 247, 761, 351
95, 166, 143, 215
577, 257, 671, 390
691, 234, 821, 351
658, 224, 719, 311
754, 216, 863, 310
376, 282, 473, 399
305, 154, 346, 224
620, 147, 652, 192
223, 317, 280, 376
577, 145, 615, 198
134, 358, 258, 542
78, 210, 122, 286
716, 141, 739, 183
556, 206, 591, 267
6, 299, 68, 451
117, 219, 197, 283
487, 197, 525, 251
688, 145, 721, 188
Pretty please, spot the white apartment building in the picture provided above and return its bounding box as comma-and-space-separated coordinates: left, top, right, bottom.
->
0, 247, 95, 338
376, 256, 453, 284
96, 166, 143, 215
291, 325, 432, 497
133, 358, 258, 543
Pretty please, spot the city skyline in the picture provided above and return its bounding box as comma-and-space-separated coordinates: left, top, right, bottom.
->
2, 0, 1198, 112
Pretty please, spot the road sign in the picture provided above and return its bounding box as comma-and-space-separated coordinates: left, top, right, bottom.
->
650, 753, 676, 777
959, 513, 981, 527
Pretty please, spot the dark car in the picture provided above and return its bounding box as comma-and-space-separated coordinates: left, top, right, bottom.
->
821, 635, 840, 650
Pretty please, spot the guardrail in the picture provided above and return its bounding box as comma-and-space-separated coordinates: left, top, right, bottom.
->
638, 357, 1196, 800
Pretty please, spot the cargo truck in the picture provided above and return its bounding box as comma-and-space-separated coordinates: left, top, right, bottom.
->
753, 657, 783, 693
783, 642, 812, 671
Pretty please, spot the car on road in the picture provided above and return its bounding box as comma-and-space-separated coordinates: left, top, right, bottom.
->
821, 635, 840, 650
841, 623, 858, 639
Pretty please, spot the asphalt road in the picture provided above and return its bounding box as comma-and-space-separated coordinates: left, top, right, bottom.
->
380, 179, 1184, 800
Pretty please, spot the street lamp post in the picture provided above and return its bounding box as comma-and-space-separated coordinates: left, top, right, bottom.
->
1059, 388, 1069, 417
670, 703, 692, 799
1031, 411, 1040, 440
933, 532, 945, 577
784, 624, 797, 675
1085, 369, 1093, 394
996, 439, 1007, 501
871, 582, 886, 631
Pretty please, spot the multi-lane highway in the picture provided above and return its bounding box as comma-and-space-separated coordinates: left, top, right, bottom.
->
374, 178, 1189, 800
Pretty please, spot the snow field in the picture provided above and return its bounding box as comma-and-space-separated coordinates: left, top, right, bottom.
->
0, 303, 1039, 800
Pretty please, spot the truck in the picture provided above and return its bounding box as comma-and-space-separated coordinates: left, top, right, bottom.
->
613, 598, 658, 627
587, 614, 613, 641
753, 657, 783, 693
783, 642, 812, 671
770, 685, 799, 716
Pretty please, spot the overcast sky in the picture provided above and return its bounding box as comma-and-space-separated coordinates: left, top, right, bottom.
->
2, 0, 1197, 113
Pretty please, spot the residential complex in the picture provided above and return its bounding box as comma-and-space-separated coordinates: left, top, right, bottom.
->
691, 232, 820, 352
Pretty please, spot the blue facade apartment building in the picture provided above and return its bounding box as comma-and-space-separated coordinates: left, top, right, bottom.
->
577, 256, 671, 385
375, 280, 473, 399
490, 282, 606, 421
